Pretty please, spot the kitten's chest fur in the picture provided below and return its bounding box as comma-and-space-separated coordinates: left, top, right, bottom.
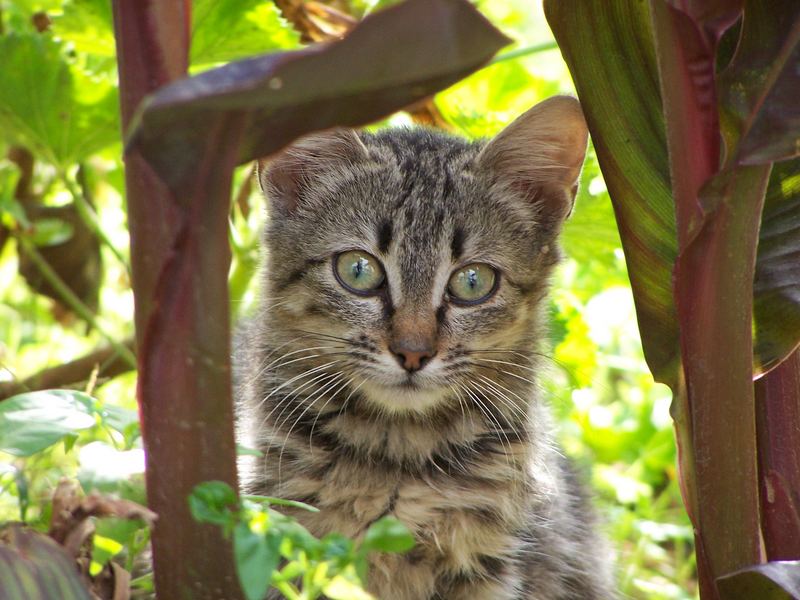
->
240, 385, 599, 600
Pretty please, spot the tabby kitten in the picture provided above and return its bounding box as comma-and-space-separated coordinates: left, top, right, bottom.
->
235, 96, 615, 599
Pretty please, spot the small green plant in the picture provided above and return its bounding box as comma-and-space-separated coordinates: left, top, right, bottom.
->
189, 481, 415, 600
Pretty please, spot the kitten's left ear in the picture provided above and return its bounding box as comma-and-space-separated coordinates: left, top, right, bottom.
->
476, 95, 588, 224
256, 129, 369, 214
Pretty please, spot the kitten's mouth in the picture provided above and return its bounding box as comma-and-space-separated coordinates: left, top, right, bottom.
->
359, 374, 448, 413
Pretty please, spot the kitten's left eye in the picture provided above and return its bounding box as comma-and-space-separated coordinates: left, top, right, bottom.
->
334, 250, 385, 294
447, 263, 497, 304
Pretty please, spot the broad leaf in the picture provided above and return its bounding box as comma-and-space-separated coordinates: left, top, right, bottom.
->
754, 159, 800, 371
544, 0, 678, 385
188, 481, 239, 527
128, 0, 511, 192
191, 0, 301, 66
545, 0, 800, 383
362, 517, 415, 553
717, 561, 800, 600
233, 522, 281, 600
0, 33, 119, 167
0, 390, 96, 456
719, 0, 800, 166
0, 525, 92, 600
56, 0, 302, 68
53, 0, 116, 60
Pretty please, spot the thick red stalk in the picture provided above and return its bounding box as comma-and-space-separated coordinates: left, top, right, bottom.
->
674, 165, 769, 590
111, 2, 243, 598
755, 348, 800, 560
650, 0, 765, 593
650, 1, 719, 247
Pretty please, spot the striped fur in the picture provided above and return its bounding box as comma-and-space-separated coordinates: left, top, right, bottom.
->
235, 97, 615, 599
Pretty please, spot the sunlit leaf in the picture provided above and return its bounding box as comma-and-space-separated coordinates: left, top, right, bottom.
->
233, 522, 281, 600
191, 0, 301, 66
0, 33, 119, 166
27, 218, 75, 247
0, 390, 96, 456
544, 0, 678, 385
53, 0, 116, 60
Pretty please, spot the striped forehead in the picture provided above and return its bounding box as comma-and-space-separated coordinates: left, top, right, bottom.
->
375, 172, 467, 306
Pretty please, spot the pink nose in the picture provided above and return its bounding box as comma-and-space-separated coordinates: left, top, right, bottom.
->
389, 345, 435, 373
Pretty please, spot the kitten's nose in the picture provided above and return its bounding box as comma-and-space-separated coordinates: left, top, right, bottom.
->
389, 344, 435, 373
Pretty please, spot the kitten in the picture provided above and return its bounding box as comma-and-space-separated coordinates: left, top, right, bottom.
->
235, 96, 615, 599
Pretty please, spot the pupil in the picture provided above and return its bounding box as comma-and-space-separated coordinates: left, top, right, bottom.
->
467, 269, 478, 289
353, 258, 365, 278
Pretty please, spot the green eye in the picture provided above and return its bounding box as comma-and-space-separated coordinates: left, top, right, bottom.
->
447, 263, 497, 304
334, 251, 385, 294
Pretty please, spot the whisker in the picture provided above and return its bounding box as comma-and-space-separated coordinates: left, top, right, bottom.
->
338, 378, 367, 417
279, 372, 345, 471
476, 374, 529, 424
256, 360, 341, 412
291, 328, 357, 345
467, 356, 538, 374
261, 345, 347, 373
309, 376, 354, 453
267, 371, 341, 478
456, 381, 513, 471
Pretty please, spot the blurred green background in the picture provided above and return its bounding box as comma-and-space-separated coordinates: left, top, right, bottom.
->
0, 0, 695, 597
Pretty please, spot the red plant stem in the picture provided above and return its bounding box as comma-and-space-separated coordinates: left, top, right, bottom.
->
675, 165, 771, 591
650, 2, 719, 248
755, 348, 800, 560
651, 0, 766, 593
112, 2, 243, 599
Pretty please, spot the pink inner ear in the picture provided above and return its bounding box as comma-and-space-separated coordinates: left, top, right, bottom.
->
257, 129, 369, 214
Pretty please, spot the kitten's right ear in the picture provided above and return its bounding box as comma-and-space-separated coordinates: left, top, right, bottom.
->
257, 129, 369, 214
476, 96, 588, 225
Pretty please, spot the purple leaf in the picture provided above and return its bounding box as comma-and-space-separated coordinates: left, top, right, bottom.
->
717, 561, 800, 599
127, 0, 511, 192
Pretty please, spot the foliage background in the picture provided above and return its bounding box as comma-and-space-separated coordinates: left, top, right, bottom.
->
0, 0, 694, 597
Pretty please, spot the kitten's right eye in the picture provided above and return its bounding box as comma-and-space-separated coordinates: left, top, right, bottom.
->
334, 250, 385, 295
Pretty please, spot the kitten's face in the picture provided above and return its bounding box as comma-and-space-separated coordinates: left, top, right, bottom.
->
259, 97, 587, 415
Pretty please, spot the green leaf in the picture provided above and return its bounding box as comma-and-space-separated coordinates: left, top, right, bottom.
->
53, 0, 116, 60
0, 33, 119, 167
545, 0, 800, 383
243, 494, 319, 513
128, 0, 511, 192
717, 560, 800, 600
27, 218, 75, 247
361, 517, 415, 554
236, 444, 264, 457
561, 149, 623, 266
324, 573, 374, 600
191, 0, 301, 66
0, 390, 96, 456
0, 524, 92, 600
544, 0, 678, 385
97, 404, 140, 437
188, 481, 239, 527
233, 522, 281, 600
